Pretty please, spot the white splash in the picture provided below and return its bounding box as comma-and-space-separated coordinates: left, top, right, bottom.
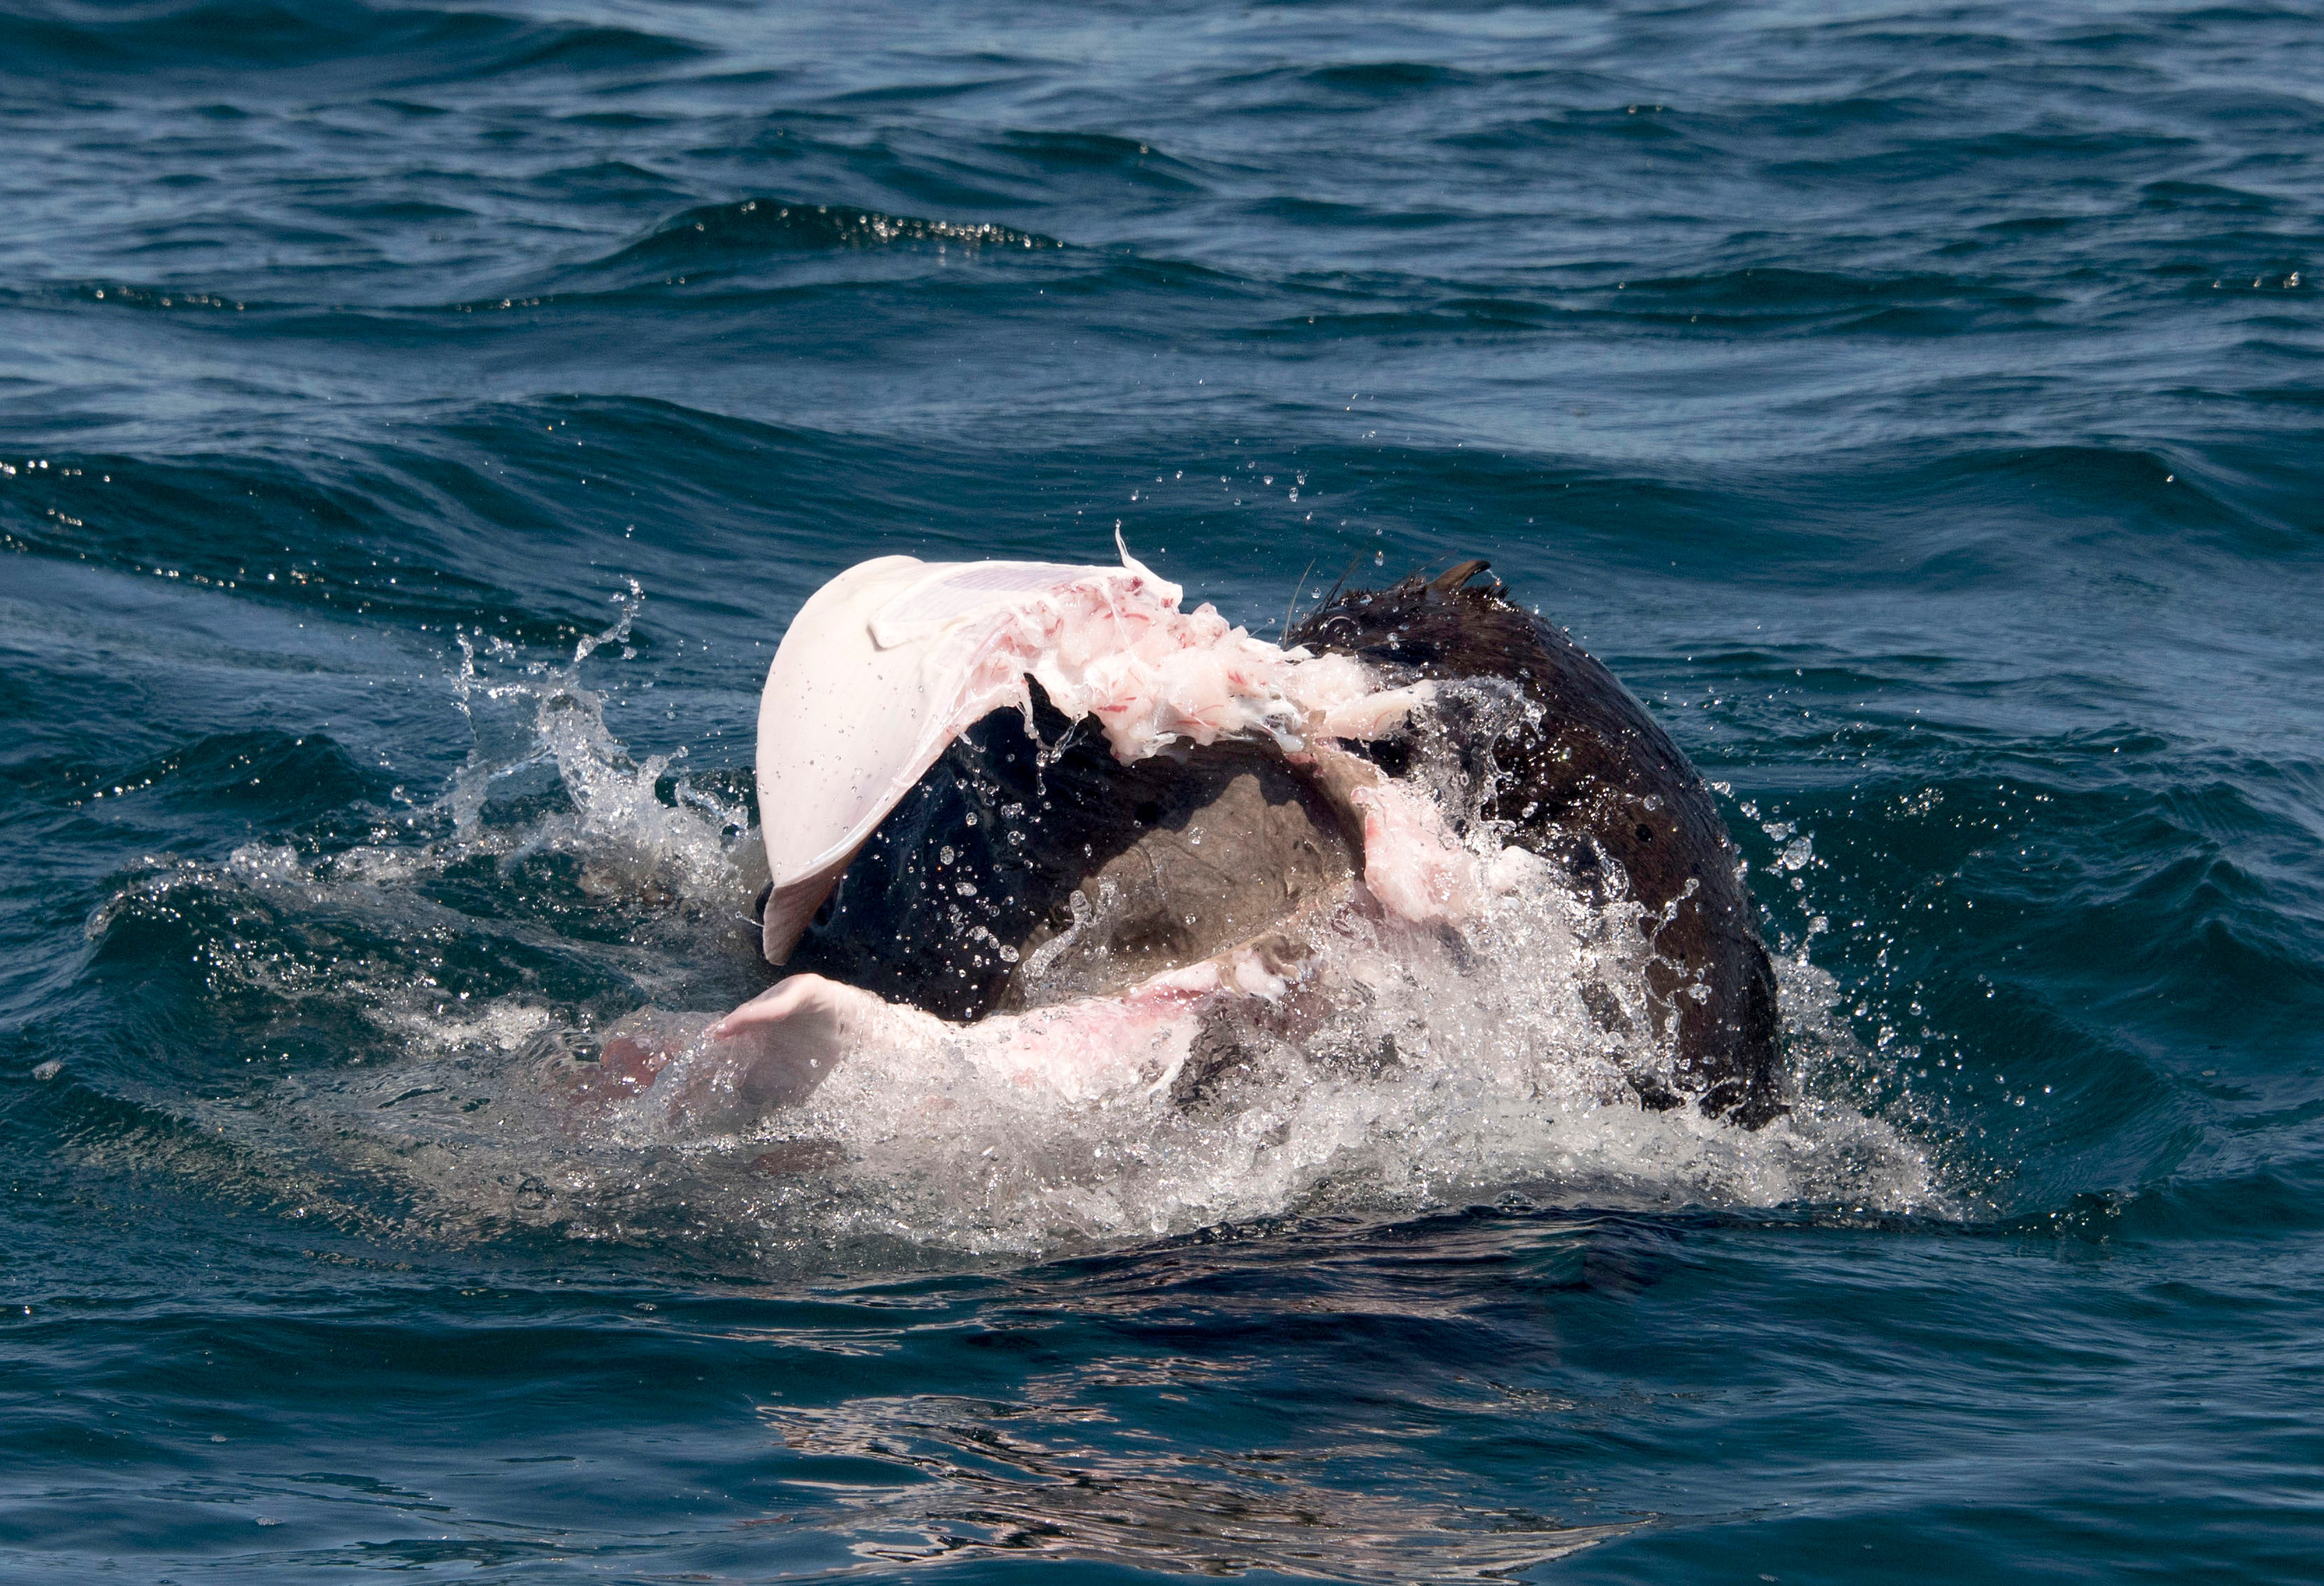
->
98, 582, 1939, 1260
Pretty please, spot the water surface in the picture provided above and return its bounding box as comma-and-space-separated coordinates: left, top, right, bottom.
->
4, 1, 2322, 1579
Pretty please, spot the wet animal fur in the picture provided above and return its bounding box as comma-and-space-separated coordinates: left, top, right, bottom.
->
1291, 563, 1784, 1126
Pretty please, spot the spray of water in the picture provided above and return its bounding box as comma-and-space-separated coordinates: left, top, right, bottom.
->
89, 588, 1938, 1263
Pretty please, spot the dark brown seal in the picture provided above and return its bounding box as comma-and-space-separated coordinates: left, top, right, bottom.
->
1288, 562, 1784, 1125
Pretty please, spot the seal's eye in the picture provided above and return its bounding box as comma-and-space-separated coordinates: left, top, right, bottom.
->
1635, 823, 1654, 842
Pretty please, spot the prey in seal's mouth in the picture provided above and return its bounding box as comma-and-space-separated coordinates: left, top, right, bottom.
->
571, 549, 1786, 1137
783, 690, 1364, 1022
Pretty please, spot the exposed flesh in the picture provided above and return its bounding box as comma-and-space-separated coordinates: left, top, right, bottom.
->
753, 553, 1431, 961
567, 559, 1785, 1139
564, 555, 1490, 1124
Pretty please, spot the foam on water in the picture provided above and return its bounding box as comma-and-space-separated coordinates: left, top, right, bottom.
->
87, 591, 1936, 1261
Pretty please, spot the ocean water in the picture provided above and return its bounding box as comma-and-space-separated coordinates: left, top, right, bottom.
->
4, 0, 2322, 1579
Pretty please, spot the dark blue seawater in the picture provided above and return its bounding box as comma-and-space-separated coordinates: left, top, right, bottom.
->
5, 1, 2322, 1579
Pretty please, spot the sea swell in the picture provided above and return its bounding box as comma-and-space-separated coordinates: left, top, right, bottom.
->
4, 0, 2323, 1578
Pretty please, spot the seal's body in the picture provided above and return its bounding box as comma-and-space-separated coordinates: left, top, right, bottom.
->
1291, 565, 1782, 1125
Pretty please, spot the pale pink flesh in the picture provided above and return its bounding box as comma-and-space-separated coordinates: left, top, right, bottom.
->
599, 555, 1503, 1122
659, 803, 1488, 1121
684, 945, 1302, 1119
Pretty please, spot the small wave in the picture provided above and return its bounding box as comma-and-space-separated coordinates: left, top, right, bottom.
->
1239, 268, 2047, 345
470, 21, 699, 78
9, 1, 701, 82
71, 730, 385, 826
1713, 733, 2324, 1221
1303, 61, 1479, 93
527, 160, 686, 206
0, 446, 590, 642
992, 129, 1204, 192
1884, 443, 2298, 552
559, 197, 1062, 293
1442, 103, 1690, 150
1246, 196, 1464, 231
66, 282, 261, 313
